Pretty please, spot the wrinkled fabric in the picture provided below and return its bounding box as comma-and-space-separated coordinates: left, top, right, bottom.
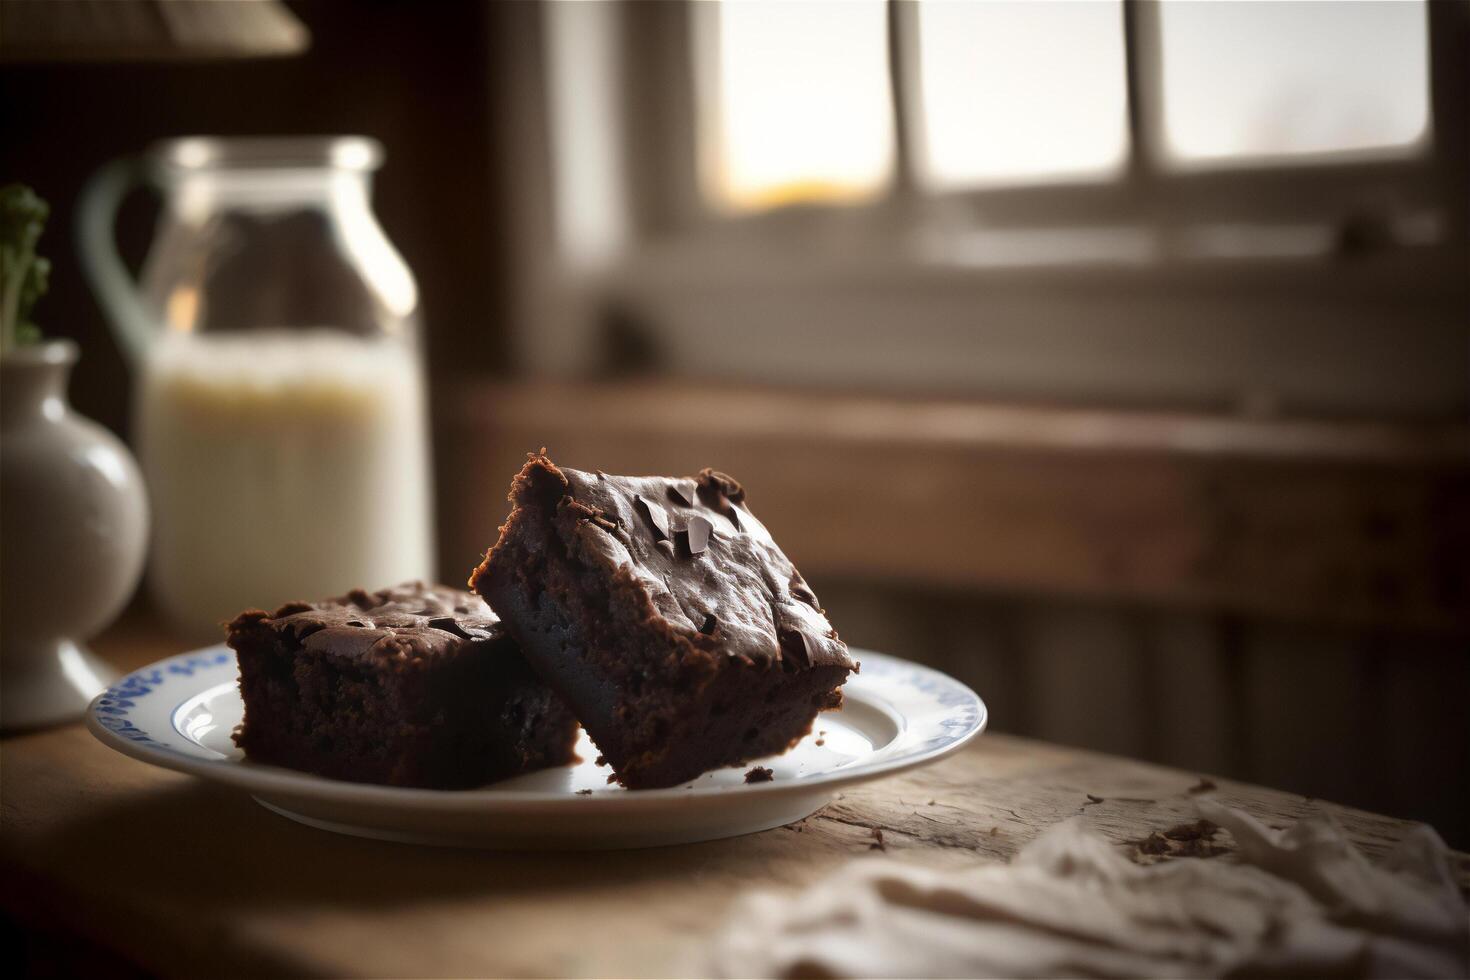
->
715, 802, 1469, 978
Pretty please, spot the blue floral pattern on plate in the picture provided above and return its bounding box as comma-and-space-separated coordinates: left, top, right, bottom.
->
91, 650, 232, 752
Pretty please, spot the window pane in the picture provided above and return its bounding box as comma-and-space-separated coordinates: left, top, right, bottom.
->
915, 0, 1128, 191
699, 0, 893, 212
1158, 0, 1430, 165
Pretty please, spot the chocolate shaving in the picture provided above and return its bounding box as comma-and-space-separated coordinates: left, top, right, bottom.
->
668, 480, 697, 508
778, 628, 813, 669
292, 621, 328, 640
789, 575, 819, 607
635, 494, 670, 540
794, 632, 816, 668
684, 514, 713, 555
426, 617, 493, 641
699, 613, 718, 635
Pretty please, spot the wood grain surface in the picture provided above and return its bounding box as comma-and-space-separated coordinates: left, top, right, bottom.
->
3, 611, 1465, 978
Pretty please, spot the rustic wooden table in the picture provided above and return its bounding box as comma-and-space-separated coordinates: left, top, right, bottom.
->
4, 610, 1466, 978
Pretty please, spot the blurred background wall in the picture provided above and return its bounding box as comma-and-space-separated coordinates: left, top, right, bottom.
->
3, 0, 1467, 844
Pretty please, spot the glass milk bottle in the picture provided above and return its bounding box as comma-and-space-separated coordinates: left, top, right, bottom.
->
79, 137, 434, 642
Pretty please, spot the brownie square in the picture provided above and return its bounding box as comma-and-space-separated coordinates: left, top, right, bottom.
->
470, 455, 856, 789
229, 582, 579, 789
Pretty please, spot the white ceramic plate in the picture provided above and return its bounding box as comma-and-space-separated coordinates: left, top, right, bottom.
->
87, 646, 985, 849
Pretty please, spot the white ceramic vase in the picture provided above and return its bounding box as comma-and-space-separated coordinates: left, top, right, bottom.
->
1, 340, 148, 730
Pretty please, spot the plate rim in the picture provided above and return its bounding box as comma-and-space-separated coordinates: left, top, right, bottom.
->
86, 645, 986, 810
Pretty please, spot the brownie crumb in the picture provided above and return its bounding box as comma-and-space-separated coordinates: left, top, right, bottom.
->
869, 827, 887, 851
744, 766, 774, 784
1164, 818, 1220, 841
575, 788, 593, 796
814, 738, 825, 746
1188, 777, 1218, 795
1128, 819, 1229, 862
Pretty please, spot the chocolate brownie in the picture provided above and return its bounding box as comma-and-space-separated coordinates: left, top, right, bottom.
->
229, 582, 579, 788
470, 455, 856, 789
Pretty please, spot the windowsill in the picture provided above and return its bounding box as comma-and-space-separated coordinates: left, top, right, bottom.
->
592, 222, 1464, 289
532, 240, 1468, 421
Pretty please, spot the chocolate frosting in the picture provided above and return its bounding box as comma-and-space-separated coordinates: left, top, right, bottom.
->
231, 582, 504, 664
527, 458, 854, 672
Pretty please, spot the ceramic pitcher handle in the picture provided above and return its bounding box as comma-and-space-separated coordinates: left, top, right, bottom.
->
76, 158, 154, 364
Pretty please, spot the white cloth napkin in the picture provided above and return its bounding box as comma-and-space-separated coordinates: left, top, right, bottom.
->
715, 801, 1469, 978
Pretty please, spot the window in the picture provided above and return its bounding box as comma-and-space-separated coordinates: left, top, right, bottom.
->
1157, 0, 1430, 166
692, 0, 1437, 214
695, 0, 893, 211
523, 1, 1466, 417
913, 0, 1129, 191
